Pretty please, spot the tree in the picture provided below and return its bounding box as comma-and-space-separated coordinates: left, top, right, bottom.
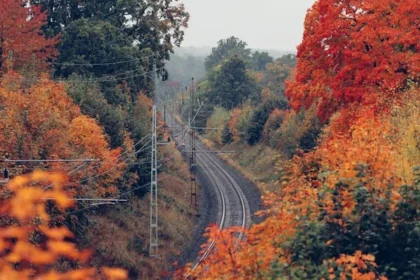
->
251, 51, 273, 71
0, 73, 124, 197
207, 55, 260, 109
66, 79, 127, 148
262, 55, 296, 97
204, 37, 252, 71
32, 0, 189, 173
0, 0, 58, 71
178, 110, 420, 278
221, 123, 233, 144
56, 19, 151, 104
286, 0, 420, 122
33, 0, 189, 66
245, 99, 288, 145
176, 0, 420, 277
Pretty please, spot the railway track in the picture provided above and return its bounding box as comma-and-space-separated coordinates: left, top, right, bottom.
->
167, 114, 251, 274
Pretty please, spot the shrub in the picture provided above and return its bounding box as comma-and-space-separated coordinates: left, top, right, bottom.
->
205, 107, 230, 144
221, 123, 233, 144
263, 108, 289, 147
245, 99, 288, 145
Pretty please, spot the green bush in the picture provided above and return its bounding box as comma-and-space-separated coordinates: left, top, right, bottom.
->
207, 55, 260, 109
299, 123, 322, 152
221, 123, 233, 144
273, 166, 420, 279
245, 99, 288, 145
205, 107, 230, 144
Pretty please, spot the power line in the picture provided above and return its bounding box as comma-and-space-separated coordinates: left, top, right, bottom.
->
2, 159, 99, 163
43, 161, 92, 191
44, 198, 127, 202
58, 165, 192, 217
42, 133, 152, 190
4, 67, 166, 84
65, 66, 165, 83
12, 53, 156, 66
119, 133, 152, 159
157, 146, 186, 169
79, 139, 152, 184
176, 99, 204, 147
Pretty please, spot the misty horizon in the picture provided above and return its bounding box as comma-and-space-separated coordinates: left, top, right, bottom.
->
179, 0, 316, 51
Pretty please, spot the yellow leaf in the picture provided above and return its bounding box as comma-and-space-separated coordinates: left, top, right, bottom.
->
31, 170, 49, 182
39, 226, 74, 239
50, 191, 73, 209
362, 254, 375, 262
7, 176, 31, 191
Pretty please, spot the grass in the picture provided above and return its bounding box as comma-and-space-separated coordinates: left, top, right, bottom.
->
200, 133, 284, 193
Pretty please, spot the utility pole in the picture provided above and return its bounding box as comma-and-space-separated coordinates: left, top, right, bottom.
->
149, 105, 158, 257
163, 103, 166, 124
190, 78, 197, 208
149, 56, 159, 257
180, 86, 186, 115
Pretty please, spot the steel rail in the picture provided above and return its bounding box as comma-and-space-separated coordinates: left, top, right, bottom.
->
196, 142, 247, 249
168, 115, 228, 275
168, 114, 247, 277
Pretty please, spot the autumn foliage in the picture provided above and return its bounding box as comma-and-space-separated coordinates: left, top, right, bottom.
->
286, 0, 419, 121
178, 0, 419, 278
0, 0, 190, 278
0, 171, 127, 279
0, 72, 124, 197
179, 96, 420, 278
0, 0, 58, 71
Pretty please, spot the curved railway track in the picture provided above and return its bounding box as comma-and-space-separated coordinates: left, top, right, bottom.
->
167, 114, 251, 274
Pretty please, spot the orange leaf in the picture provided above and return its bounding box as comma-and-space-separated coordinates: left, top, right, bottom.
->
102, 267, 128, 280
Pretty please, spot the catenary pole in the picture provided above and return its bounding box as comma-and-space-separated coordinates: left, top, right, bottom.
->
149, 57, 159, 257
190, 78, 197, 207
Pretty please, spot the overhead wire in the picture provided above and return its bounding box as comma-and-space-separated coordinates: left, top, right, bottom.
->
12, 53, 156, 66
5, 67, 166, 84
118, 133, 152, 159
7, 53, 161, 84
78, 138, 152, 184
195, 108, 244, 141
66, 121, 194, 216
44, 140, 155, 212
61, 164, 192, 216
157, 146, 186, 169
42, 133, 153, 190
174, 99, 204, 147
44, 134, 155, 204
47, 77, 200, 216
7, 51, 199, 217
43, 161, 91, 191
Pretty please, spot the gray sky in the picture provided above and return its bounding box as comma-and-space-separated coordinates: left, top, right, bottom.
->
179, 0, 317, 51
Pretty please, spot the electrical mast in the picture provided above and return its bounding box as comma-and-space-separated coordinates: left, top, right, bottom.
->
149, 57, 159, 257
190, 78, 197, 208
149, 105, 158, 257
